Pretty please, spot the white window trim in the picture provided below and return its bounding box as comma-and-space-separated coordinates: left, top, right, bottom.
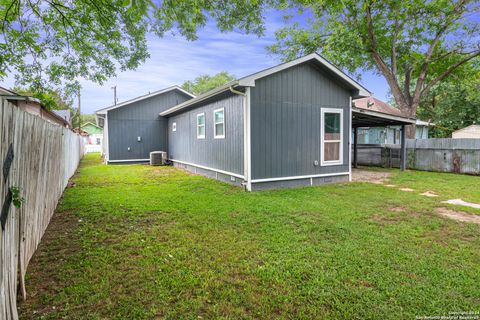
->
196, 113, 205, 139
172, 122, 177, 132
213, 107, 225, 139
321, 108, 344, 166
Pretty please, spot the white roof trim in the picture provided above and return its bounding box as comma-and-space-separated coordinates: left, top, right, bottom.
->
160, 81, 239, 116
352, 106, 416, 124
415, 119, 435, 126
238, 53, 371, 97
95, 85, 195, 115
160, 53, 371, 116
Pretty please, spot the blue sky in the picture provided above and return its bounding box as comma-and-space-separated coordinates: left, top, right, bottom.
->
3, 11, 390, 114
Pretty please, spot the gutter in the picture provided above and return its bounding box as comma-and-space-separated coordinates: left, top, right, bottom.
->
228, 86, 250, 191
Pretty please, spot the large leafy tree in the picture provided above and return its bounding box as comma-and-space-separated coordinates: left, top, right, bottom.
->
269, 0, 480, 137
182, 71, 236, 95
0, 0, 265, 94
416, 60, 480, 137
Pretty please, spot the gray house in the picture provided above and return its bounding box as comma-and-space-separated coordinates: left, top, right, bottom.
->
96, 54, 415, 190
95, 86, 194, 162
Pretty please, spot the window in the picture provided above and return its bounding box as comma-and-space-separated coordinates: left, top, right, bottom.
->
172, 122, 177, 132
96, 138, 101, 145
321, 108, 343, 165
214, 108, 225, 139
196, 113, 205, 139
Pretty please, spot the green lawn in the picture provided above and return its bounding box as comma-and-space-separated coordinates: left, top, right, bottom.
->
19, 153, 480, 319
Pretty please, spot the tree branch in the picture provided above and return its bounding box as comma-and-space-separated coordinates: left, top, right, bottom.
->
365, 1, 407, 106
421, 50, 480, 96
412, 0, 467, 105
391, 6, 400, 76
2, 0, 18, 33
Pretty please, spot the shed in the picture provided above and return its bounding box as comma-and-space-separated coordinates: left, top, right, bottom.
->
0, 86, 71, 128
452, 125, 480, 139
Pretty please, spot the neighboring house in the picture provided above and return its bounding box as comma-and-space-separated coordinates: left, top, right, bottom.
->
0, 86, 71, 128
452, 125, 480, 139
81, 122, 103, 145
77, 122, 104, 153
95, 86, 195, 162
95, 53, 415, 190
353, 97, 432, 144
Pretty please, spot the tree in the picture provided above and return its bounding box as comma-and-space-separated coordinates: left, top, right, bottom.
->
182, 72, 236, 95
0, 0, 265, 94
80, 114, 96, 125
12, 86, 72, 111
416, 60, 480, 137
269, 0, 480, 137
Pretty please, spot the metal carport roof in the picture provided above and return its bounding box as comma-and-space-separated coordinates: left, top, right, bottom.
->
352, 106, 416, 128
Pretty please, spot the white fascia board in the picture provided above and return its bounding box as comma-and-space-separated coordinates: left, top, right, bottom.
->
238, 53, 371, 97
160, 81, 239, 116
415, 119, 435, 126
352, 106, 417, 124
95, 86, 195, 115
171, 159, 245, 179
108, 159, 150, 163
109, 159, 150, 163
251, 172, 350, 183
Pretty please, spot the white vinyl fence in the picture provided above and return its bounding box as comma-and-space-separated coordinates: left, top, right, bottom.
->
0, 98, 84, 319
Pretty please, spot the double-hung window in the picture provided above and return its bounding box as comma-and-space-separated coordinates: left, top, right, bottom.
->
214, 108, 225, 139
321, 108, 343, 166
197, 113, 205, 139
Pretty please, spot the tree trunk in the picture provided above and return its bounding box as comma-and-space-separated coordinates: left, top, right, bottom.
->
405, 124, 416, 139
398, 103, 418, 139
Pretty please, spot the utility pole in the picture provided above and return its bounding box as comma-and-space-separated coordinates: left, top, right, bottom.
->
77, 88, 81, 128
111, 85, 117, 105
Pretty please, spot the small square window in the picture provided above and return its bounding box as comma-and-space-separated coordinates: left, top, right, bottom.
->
172, 122, 177, 132
214, 108, 225, 139
197, 113, 205, 139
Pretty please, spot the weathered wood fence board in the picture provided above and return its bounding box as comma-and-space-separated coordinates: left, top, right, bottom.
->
354, 139, 480, 175
0, 98, 84, 319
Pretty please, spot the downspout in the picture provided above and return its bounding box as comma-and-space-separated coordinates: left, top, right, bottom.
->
229, 86, 249, 191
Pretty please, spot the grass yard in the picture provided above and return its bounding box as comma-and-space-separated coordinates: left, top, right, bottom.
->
19, 153, 480, 319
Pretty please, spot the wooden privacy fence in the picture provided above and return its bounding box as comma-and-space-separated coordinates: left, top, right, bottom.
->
0, 98, 84, 319
354, 138, 480, 175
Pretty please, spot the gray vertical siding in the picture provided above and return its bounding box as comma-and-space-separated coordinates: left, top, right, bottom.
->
108, 90, 191, 161
168, 92, 244, 176
250, 61, 352, 180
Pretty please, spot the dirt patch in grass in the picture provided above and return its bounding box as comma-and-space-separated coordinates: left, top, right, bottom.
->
18, 210, 81, 317
351, 169, 392, 184
370, 206, 423, 225
370, 213, 403, 225
435, 208, 480, 225
420, 191, 439, 197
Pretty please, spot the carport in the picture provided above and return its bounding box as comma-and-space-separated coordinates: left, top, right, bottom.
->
351, 106, 416, 171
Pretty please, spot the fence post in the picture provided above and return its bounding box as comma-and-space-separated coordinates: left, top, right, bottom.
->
400, 125, 406, 171
353, 127, 358, 168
